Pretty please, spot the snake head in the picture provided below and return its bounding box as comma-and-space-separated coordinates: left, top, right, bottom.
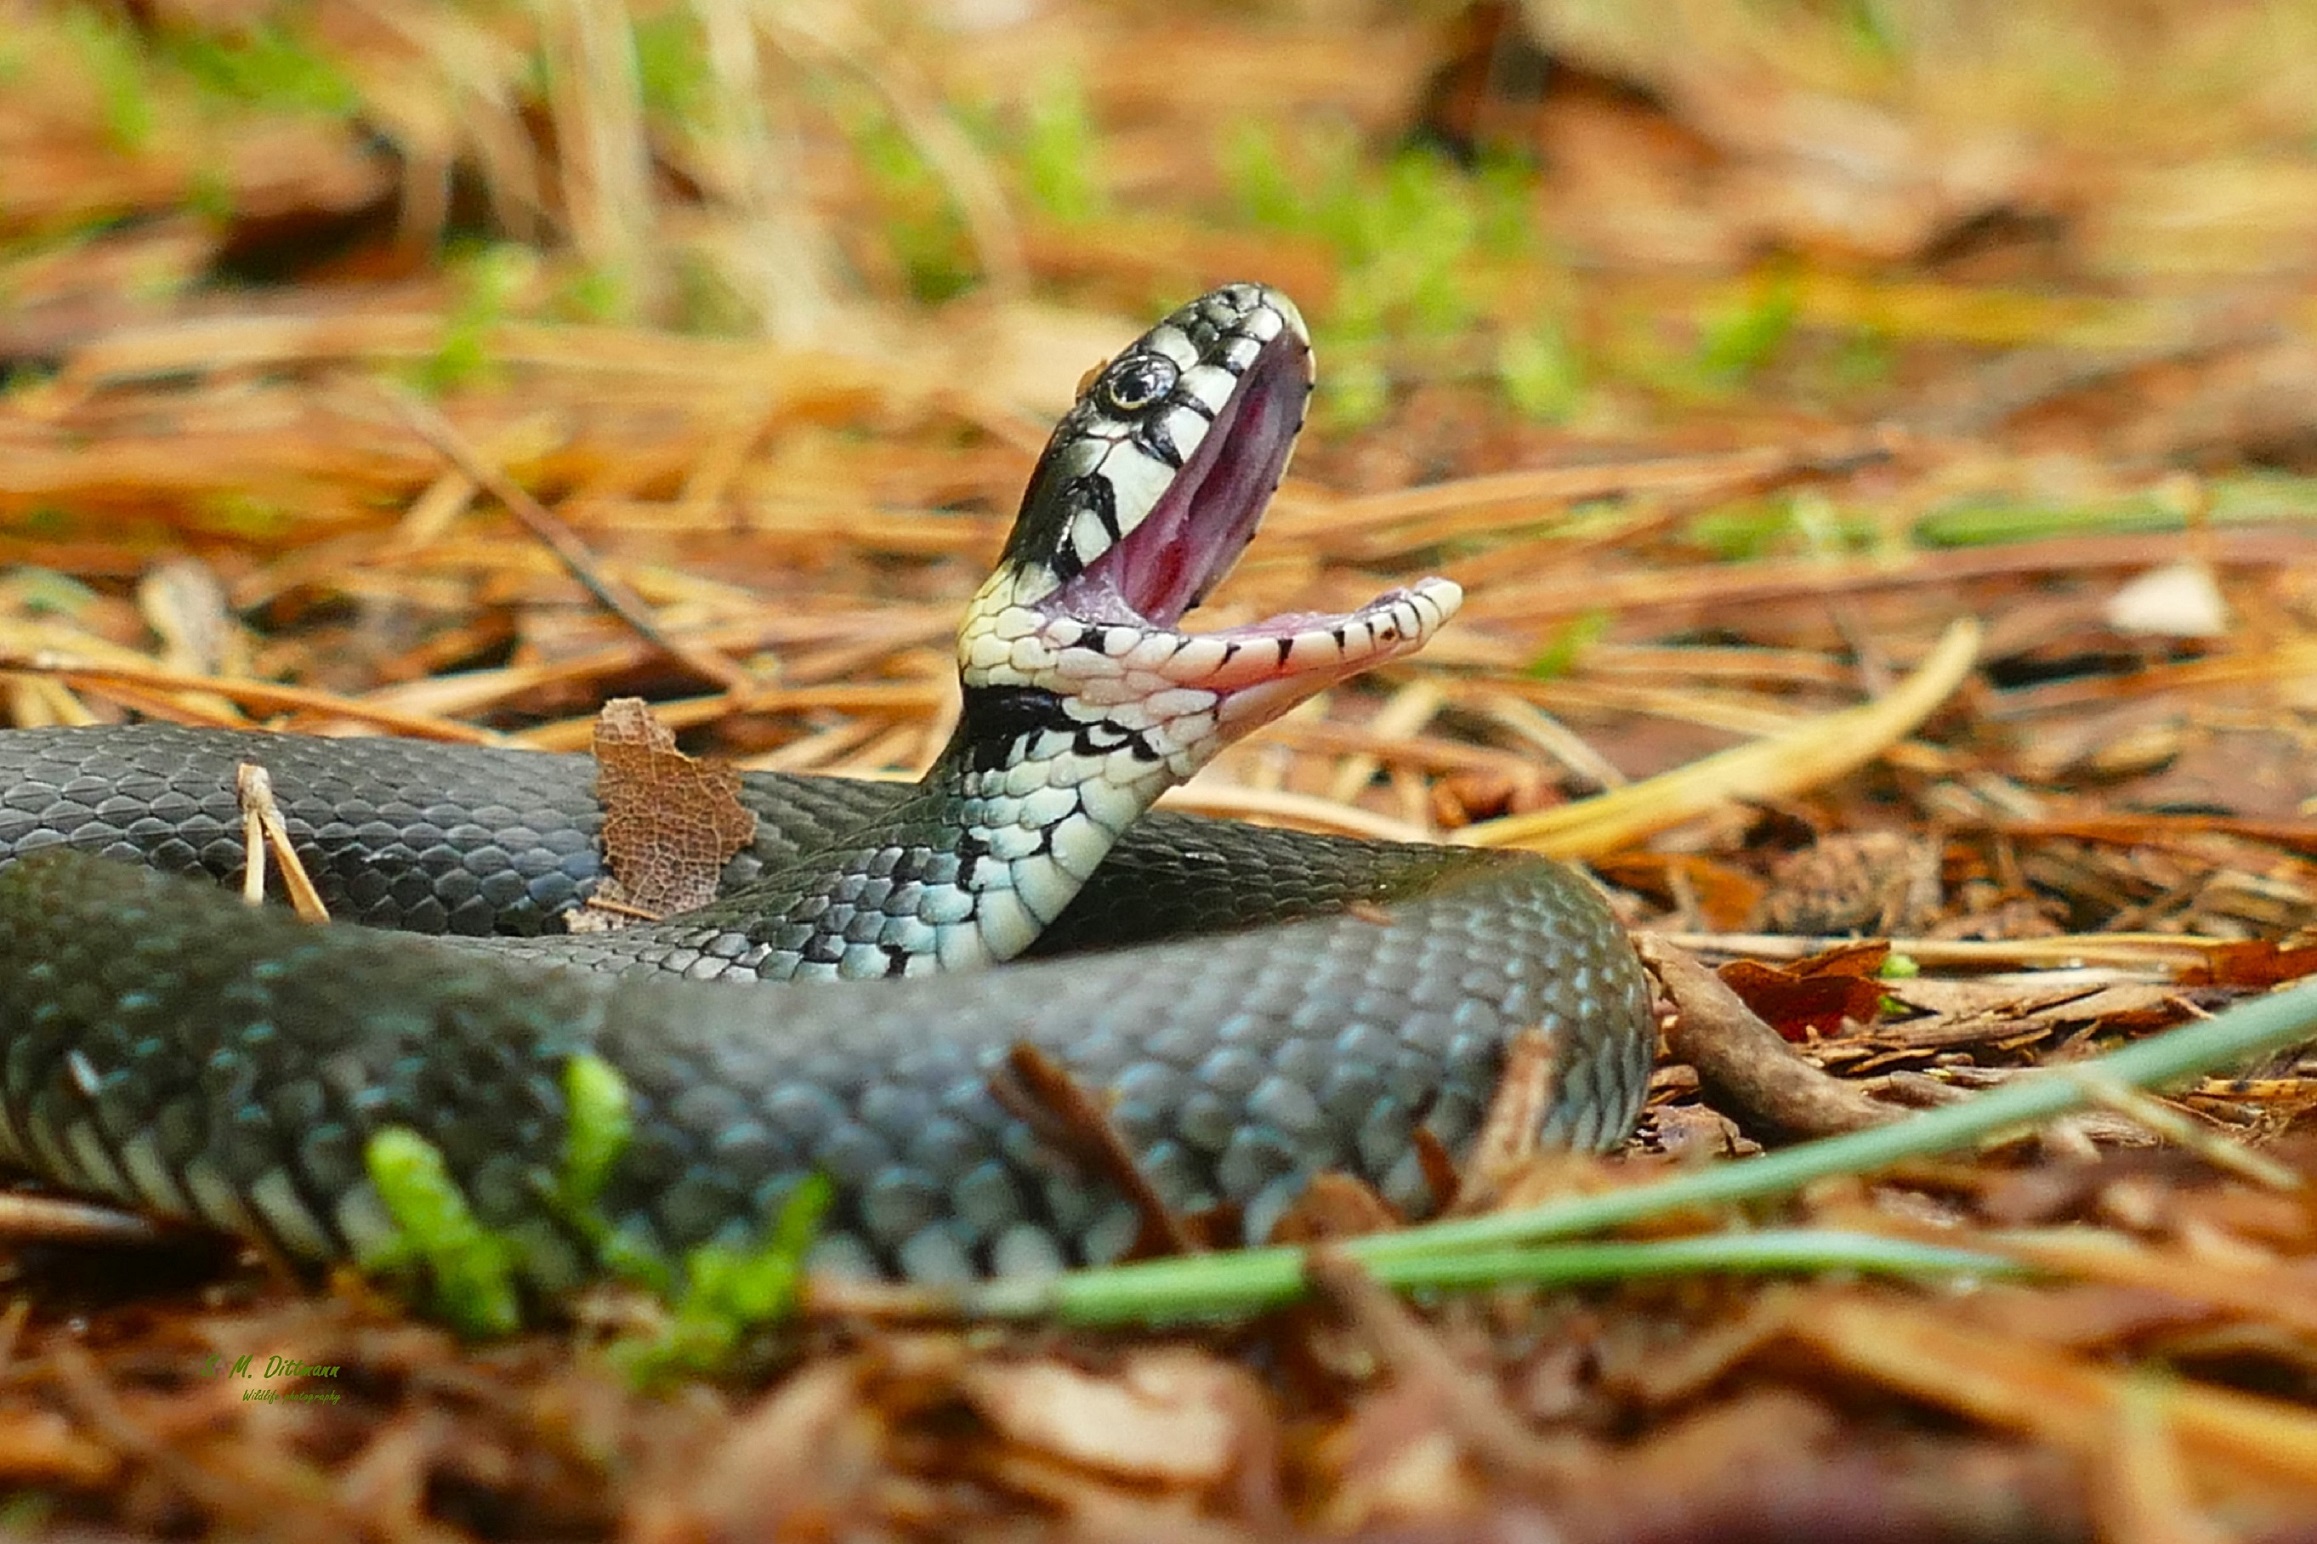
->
986, 281, 1312, 622
956, 283, 1461, 791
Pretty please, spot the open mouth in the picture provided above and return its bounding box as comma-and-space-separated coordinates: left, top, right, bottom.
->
959, 284, 1464, 800
996, 287, 1464, 708
973, 284, 1460, 720
1048, 323, 1312, 630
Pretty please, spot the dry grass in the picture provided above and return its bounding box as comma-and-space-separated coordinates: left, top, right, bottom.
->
3, 0, 2317, 1537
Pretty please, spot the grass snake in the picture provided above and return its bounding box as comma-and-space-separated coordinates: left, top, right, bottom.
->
0, 285, 1654, 1295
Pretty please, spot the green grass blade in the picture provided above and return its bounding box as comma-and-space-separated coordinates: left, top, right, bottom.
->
966, 978, 2317, 1324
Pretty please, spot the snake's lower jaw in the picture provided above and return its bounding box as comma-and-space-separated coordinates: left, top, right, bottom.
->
1202, 575, 1463, 734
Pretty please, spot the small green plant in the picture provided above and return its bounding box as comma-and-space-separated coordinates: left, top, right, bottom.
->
186, 166, 236, 224
557, 1054, 634, 1225
63, 8, 155, 152
1497, 318, 1585, 422
611, 1178, 834, 1384
159, 22, 358, 116
1016, 72, 1104, 224
361, 1128, 526, 1337
553, 264, 630, 325
1693, 266, 1801, 386
420, 244, 538, 393
632, 8, 710, 127
359, 1052, 831, 1364
834, 87, 978, 304
1686, 491, 1881, 562
1825, 327, 1896, 396
1524, 610, 1612, 679
1220, 121, 1557, 426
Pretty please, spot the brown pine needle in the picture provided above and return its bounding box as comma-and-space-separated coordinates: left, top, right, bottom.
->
1459, 617, 1982, 857
385, 383, 754, 695
234, 762, 330, 922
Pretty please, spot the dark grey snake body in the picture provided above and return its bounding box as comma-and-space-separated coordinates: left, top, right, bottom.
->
0, 725, 1652, 1286
0, 283, 1654, 1295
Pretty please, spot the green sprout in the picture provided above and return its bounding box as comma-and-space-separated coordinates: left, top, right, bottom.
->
63, 8, 155, 152
159, 22, 358, 116
1498, 318, 1585, 422
611, 1178, 834, 1384
1018, 72, 1104, 224
360, 1128, 525, 1338
420, 244, 538, 394
1524, 610, 1612, 679
1694, 267, 1801, 386
1220, 120, 1557, 427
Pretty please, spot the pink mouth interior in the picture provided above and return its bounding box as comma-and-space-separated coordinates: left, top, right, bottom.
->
1050, 332, 1309, 630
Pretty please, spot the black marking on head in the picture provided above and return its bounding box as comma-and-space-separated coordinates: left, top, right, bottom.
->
956, 684, 1074, 773
1220, 641, 1240, 667
1136, 414, 1185, 471
1329, 626, 1347, 648
879, 942, 911, 977
1099, 351, 1179, 415
1074, 472, 1121, 540
1026, 473, 1119, 588
1044, 547, 1084, 586
1274, 637, 1294, 666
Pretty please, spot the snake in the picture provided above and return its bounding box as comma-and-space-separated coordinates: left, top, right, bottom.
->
0, 284, 1654, 1295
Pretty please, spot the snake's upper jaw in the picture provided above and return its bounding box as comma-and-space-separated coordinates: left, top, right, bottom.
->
1047, 298, 1310, 628
991, 282, 1312, 625
962, 283, 1462, 744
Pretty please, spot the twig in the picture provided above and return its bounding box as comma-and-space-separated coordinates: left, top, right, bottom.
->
991, 1045, 1204, 1262
1652, 928, 2242, 975
960, 975, 2317, 1323
235, 763, 329, 921
0, 654, 499, 742
0, 1193, 169, 1248
1458, 617, 1980, 856
2059, 1066, 2300, 1191
385, 384, 753, 694
1153, 784, 1435, 843
1642, 935, 1899, 1141
1474, 528, 2317, 631
1272, 437, 1892, 545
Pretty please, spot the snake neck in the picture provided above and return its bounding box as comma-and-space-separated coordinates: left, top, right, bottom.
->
693, 705, 1185, 983
693, 283, 1468, 986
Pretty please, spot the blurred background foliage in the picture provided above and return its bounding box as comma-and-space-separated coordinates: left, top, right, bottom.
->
8, 0, 2317, 500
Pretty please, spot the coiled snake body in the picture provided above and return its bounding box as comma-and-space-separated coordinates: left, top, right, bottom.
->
0, 286, 1653, 1292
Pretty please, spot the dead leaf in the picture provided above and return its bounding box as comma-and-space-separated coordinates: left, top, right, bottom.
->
576, 698, 757, 931
1714, 957, 1889, 1040
959, 1352, 1261, 1488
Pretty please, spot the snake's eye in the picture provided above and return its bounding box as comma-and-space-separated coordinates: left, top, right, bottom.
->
1098, 352, 1178, 415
